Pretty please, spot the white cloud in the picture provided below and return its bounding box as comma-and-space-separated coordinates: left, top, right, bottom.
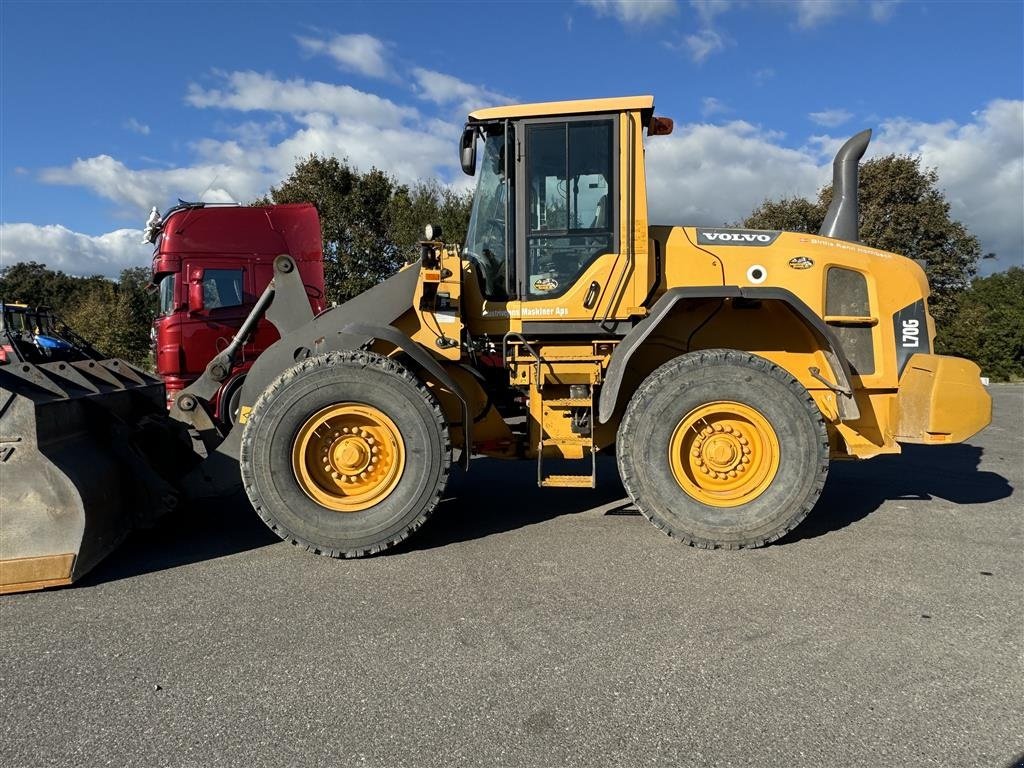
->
690, 0, 733, 25
681, 28, 726, 62
411, 68, 511, 115
868, 0, 901, 22
790, 0, 901, 29
809, 108, 854, 127
753, 68, 776, 86
186, 70, 415, 124
643, 100, 1024, 269
867, 100, 1024, 267
645, 120, 824, 226
701, 97, 730, 117
580, 0, 678, 24
40, 154, 264, 211
296, 33, 392, 79
0, 224, 152, 278
39, 70, 464, 217
792, 0, 850, 28
123, 117, 150, 135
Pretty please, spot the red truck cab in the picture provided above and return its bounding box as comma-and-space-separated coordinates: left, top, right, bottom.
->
149, 203, 326, 425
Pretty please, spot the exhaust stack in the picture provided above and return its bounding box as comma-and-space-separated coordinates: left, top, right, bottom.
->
818, 129, 872, 242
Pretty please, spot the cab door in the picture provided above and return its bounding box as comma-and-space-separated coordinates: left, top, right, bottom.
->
181, 259, 251, 376
513, 115, 625, 327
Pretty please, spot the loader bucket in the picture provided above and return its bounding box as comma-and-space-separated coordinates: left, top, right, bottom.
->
0, 359, 196, 594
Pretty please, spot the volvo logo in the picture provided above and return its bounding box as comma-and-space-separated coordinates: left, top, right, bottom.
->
704, 232, 772, 243
696, 228, 780, 247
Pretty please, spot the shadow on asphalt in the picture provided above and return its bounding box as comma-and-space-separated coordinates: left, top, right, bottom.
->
82, 441, 1012, 586
404, 456, 630, 553
783, 443, 1014, 543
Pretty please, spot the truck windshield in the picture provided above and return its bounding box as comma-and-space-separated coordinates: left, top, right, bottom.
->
464, 125, 511, 300
158, 274, 175, 316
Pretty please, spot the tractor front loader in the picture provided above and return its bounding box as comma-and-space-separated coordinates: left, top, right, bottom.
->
0, 95, 992, 594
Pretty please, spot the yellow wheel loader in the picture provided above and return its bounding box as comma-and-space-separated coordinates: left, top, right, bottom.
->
0, 95, 992, 593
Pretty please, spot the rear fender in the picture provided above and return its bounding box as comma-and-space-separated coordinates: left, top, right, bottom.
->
598, 286, 859, 423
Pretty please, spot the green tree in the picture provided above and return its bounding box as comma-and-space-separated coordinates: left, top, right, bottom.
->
0, 261, 156, 369
742, 196, 824, 234
261, 156, 400, 302
742, 155, 981, 329
388, 180, 473, 264
937, 267, 1024, 381
0, 261, 106, 309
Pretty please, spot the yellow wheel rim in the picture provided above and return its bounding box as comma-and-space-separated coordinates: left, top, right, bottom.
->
668, 401, 780, 508
292, 403, 405, 512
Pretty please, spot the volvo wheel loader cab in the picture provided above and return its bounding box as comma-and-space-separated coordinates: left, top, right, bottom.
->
0, 94, 993, 593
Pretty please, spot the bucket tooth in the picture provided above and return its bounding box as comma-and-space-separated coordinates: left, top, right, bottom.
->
0, 362, 69, 399
38, 361, 101, 395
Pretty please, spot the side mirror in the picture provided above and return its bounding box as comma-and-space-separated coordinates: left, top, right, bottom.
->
460, 126, 477, 176
188, 269, 205, 313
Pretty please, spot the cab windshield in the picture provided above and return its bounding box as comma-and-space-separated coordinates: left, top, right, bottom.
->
464, 125, 511, 300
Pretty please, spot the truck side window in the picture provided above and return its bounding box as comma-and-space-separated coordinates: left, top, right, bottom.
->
525, 120, 614, 299
203, 269, 244, 310
158, 274, 176, 316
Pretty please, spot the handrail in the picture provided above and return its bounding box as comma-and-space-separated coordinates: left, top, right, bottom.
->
601, 111, 636, 329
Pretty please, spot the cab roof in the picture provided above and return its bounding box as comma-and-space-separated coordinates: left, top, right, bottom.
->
468, 95, 654, 122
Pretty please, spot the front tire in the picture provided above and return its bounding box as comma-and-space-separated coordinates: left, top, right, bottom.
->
616, 349, 829, 549
240, 350, 450, 557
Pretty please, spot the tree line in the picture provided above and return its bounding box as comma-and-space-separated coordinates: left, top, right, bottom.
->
0, 153, 1020, 379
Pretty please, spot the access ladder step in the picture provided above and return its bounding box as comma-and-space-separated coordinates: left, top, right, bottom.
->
544, 398, 592, 407
540, 474, 596, 489
542, 436, 592, 447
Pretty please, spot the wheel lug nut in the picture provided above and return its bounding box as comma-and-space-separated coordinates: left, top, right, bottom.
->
741, 455, 751, 464
713, 424, 723, 432
738, 436, 748, 445
331, 471, 340, 480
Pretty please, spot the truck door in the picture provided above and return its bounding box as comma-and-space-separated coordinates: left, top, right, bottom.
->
181, 260, 250, 376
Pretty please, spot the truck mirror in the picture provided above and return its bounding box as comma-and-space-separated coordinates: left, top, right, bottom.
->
460, 126, 477, 176
189, 270, 205, 313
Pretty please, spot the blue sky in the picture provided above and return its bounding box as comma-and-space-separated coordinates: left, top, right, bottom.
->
2, 0, 1022, 277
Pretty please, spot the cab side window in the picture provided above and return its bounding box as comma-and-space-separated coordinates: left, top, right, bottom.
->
525, 120, 614, 299
203, 269, 244, 310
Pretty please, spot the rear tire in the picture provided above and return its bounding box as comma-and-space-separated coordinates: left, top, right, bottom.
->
616, 349, 829, 549
240, 350, 450, 557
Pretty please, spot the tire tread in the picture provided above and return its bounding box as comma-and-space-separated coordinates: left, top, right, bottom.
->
239, 349, 450, 558
617, 348, 829, 549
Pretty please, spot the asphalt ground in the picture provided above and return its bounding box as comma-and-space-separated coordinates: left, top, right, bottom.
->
1, 385, 1021, 768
